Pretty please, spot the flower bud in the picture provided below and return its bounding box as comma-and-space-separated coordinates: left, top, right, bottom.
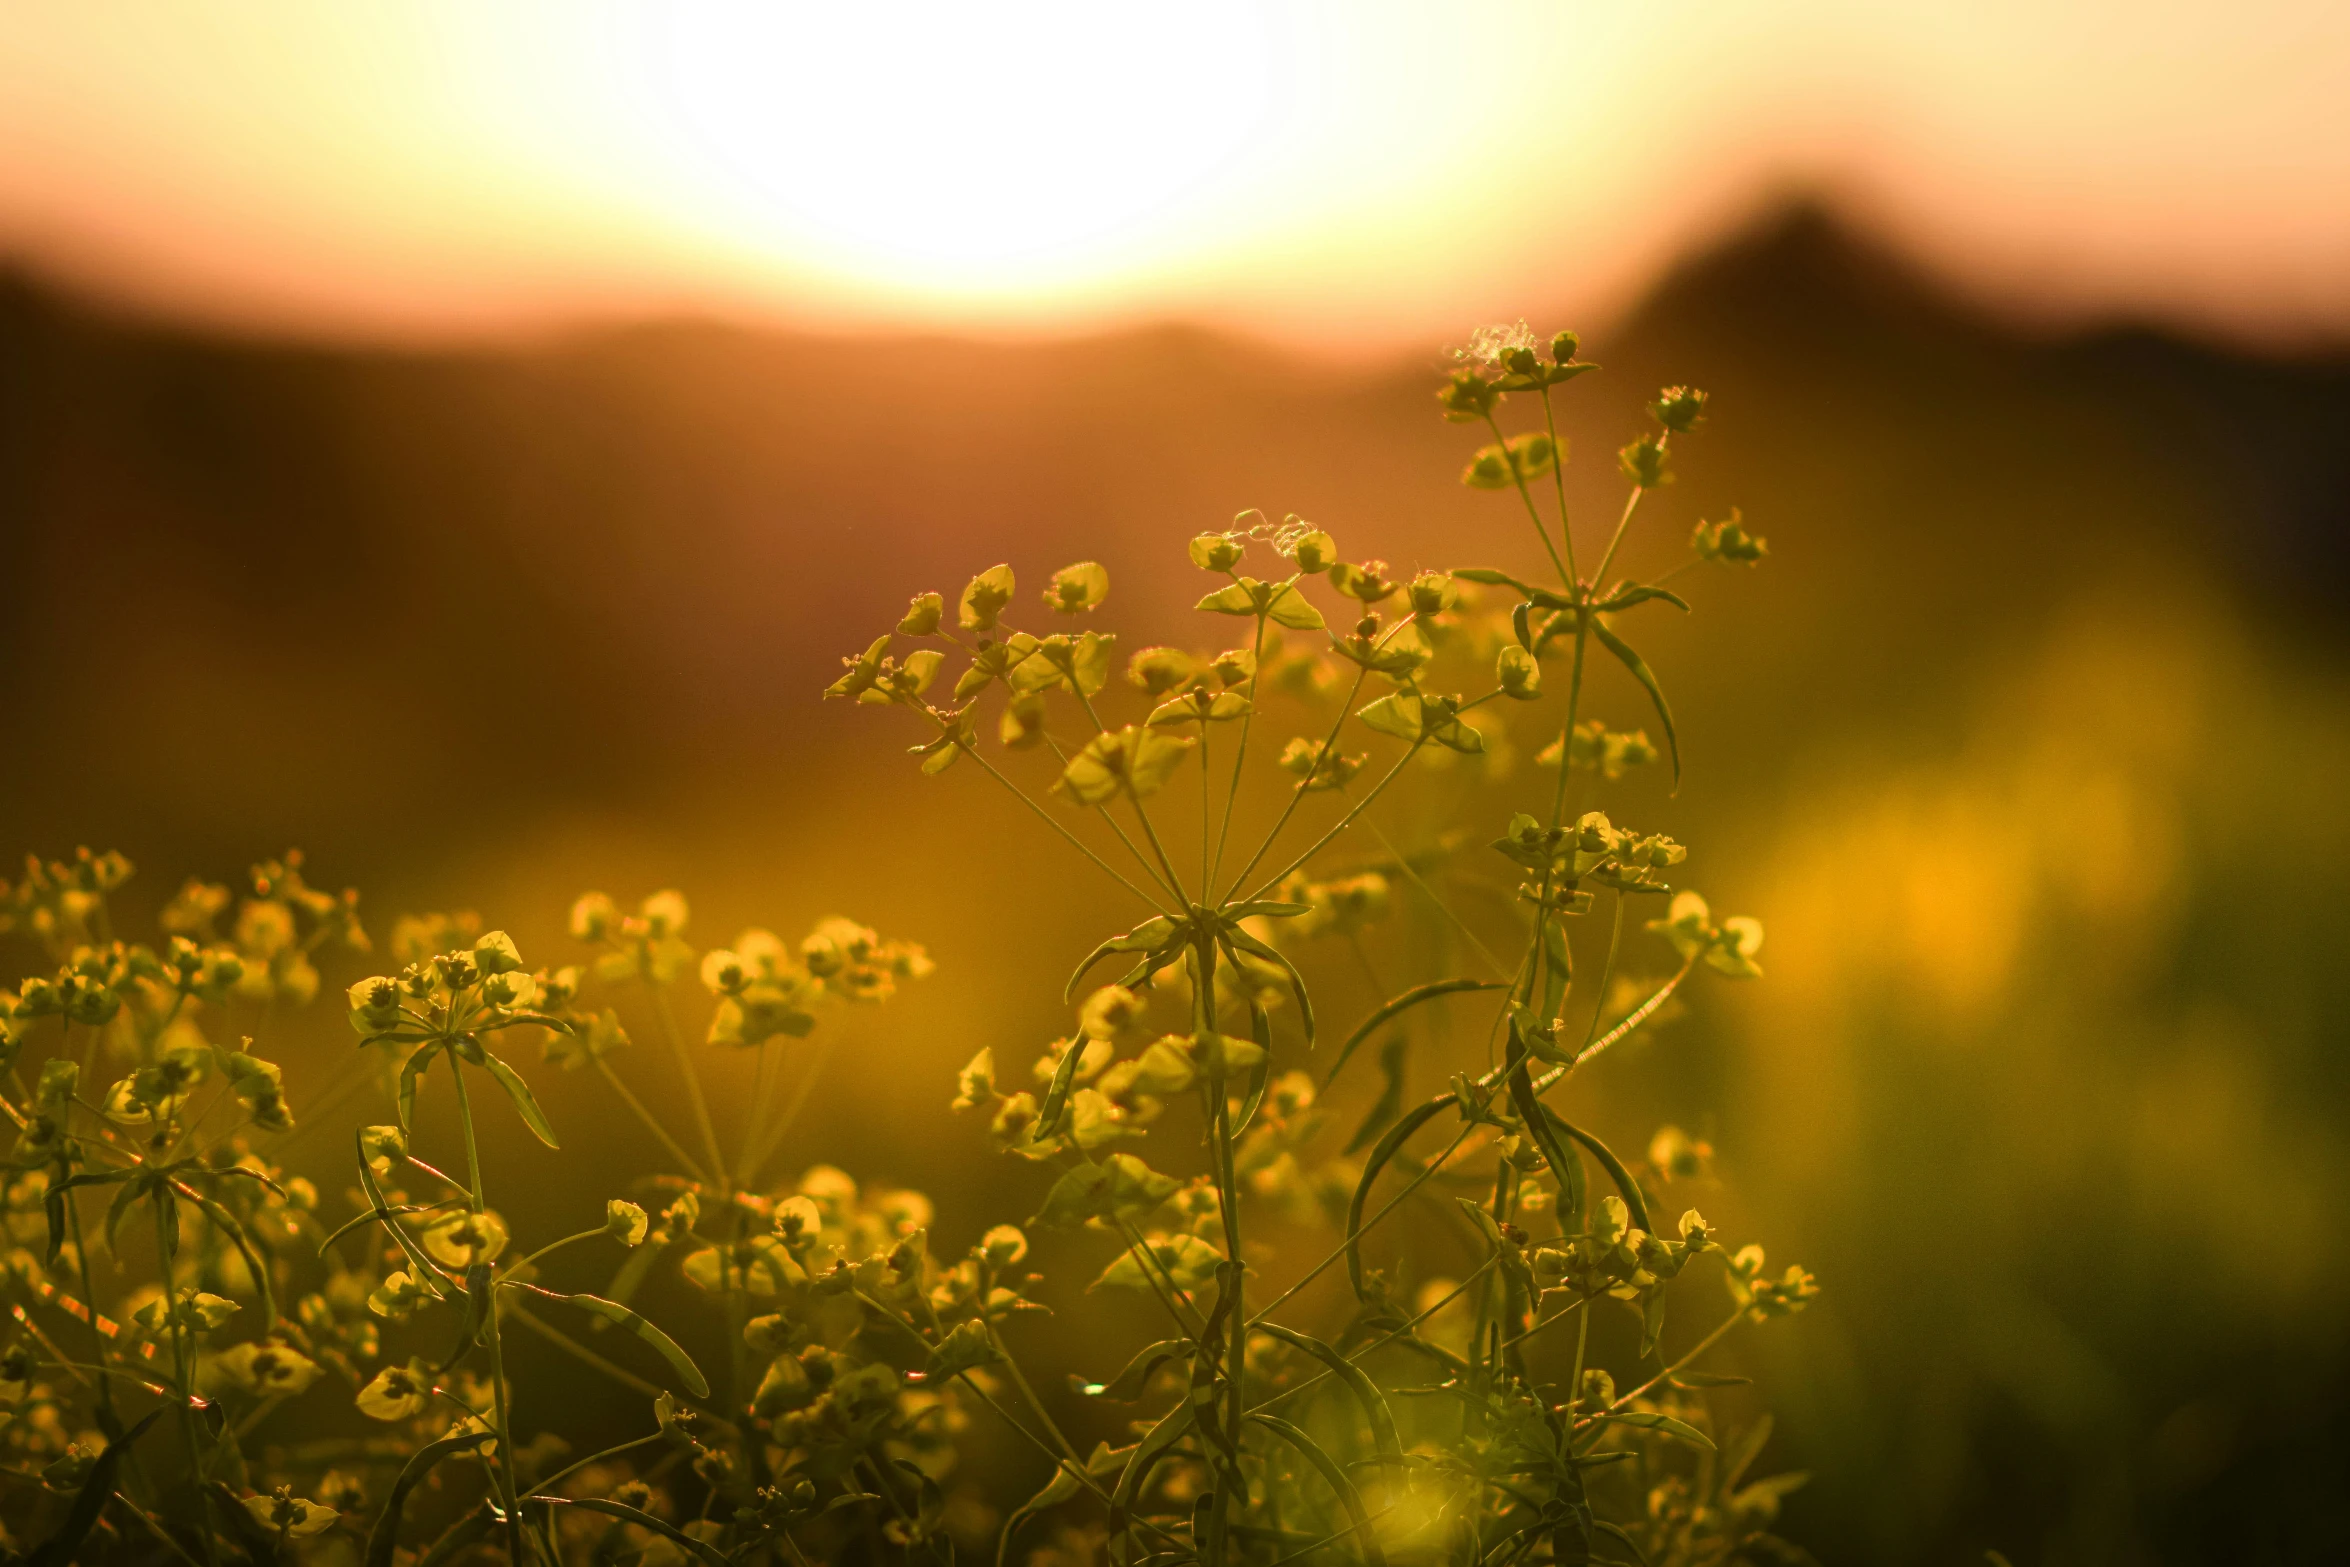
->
897, 592, 943, 636
1189, 534, 1245, 572
1549, 329, 1580, 364
979, 1224, 1029, 1268
607, 1200, 650, 1247
1497, 644, 1541, 700
1290, 530, 1337, 574
1650, 385, 1708, 433
1408, 572, 1457, 617
569, 892, 617, 942
472, 931, 523, 976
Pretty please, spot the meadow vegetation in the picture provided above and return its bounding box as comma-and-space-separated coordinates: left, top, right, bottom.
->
0, 324, 1815, 1565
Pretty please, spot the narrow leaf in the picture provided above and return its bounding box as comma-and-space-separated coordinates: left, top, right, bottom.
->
1591, 619, 1680, 789
1246, 1412, 1390, 1567
479, 1050, 560, 1149
532, 1498, 729, 1567
1344, 1095, 1457, 1302
525, 1286, 710, 1398
365, 1429, 493, 1567
1325, 978, 1505, 1089
26, 1408, 164, 1567
1255, 1322, 1404, 1467
1598, 1409, 1715, 1451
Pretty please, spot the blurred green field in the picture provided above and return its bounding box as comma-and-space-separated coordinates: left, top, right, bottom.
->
4, 208, 2347, 1564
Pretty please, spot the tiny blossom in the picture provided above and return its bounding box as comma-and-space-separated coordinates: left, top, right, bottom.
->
1457, 319, 1539, 366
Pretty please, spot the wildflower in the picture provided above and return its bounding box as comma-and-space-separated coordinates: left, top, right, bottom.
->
355, 1359, 437, 1422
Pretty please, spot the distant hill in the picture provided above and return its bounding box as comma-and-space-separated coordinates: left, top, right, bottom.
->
2, 204, 2343, 867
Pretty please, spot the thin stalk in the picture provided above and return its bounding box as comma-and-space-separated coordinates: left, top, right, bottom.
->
1538, 387, 1580, 587
1359, 816, 1510, 979
1578, 896, 1627, 1054
968, 747, 1173, 914
1483, 412, 1571, 584
1240, 742, 1427, 905
1051, 707, 1187, 905
1201, 933, 1247, 1567
650, 989, 726, 1191
1199, 722, 1214, 893
527, 1433, 664, 1498
741, 1033, 837, 1189
1123, 785, 1189, 908
154, 1187, 220, 1567
1248, 1255, 1500, 1418
1577, 1310, 1743, 1433
1590, 443, 1665, 594
1219, 662, 1371, 903
1207, 611, 1269, 890
1247, 1121, 1476, 1329
503, 1302, 668, 1403
593, 1058, 710, 1186
448, 1059, 529, 1565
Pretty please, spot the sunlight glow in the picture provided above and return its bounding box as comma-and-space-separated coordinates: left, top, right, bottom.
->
1, 1, 2345, 346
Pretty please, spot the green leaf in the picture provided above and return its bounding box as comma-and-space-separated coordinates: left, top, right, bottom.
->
1033, 1163, 1113, 1228
1000, 1442, 1128, 1567
352, 1131, 457, 1300
1598, 1409, 1715, 1451
1454, 567, 1536, 592
1344, 1094, 1456, 1302
1217, 923, 1315, 1045
1092, 1233, 1221, 1295
1195, 581, 1259, 616
1064, 916, 1178, 1002
533, 1498, 729, 1567
1544, 1112, 1652, 1234
366, 1429, 495, 1567
1345, 1033, 1408, 1156
1720, 1412, 1775, 1490
1074, 1340, 1188, 1402
172, 1178, 279, 1330
396, 1043, 435, 1134
1108, 1398, 1194, 1537
1597, 583, 1692, 614
524, 1287, 710, 1398
435, 1262, 495, 1375
1246, 1412, 1390, 1567
478, 1050, 560, 1149
1355, 691, 1424, 743
1325, 978, 1506, 1089
1256, 1323, 1404, 1468
1263, 581, 1326, 630
43, 1168, 136, 1268
926, 1319, 1002, 1379
1033, 1037, 1087, 1146
1591, 619, 1681, 789
26, 1408, 163, 1567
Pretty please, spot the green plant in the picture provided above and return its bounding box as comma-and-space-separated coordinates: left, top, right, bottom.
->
827, 322, 1816, 1566
0, 319, 1816, 1566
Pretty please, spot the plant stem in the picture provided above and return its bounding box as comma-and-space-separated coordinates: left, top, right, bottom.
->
1219, 663, 1370, 903
1484, 412, 1571, 584
449, 1057, 529, 1565
1207, 612, 1269, 892
968, 748, 1173, 914
1240, 741, 1426, 905
1578, 1309, 1743, 1432
593, 1059, 710, 1186
153, 1187, 220, 1567
651, 989, 727, 1192
1538, 388, 1580, 587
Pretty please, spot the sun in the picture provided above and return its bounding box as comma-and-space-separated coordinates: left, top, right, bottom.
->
631, 3, 1284, 296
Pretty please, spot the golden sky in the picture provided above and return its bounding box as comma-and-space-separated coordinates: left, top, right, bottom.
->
4, 1, 2346, 350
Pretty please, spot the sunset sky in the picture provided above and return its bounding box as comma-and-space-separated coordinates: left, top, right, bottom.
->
4, 1, 2346, 350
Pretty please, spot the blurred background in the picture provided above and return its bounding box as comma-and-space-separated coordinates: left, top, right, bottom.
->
4, 4, 2348, 1563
